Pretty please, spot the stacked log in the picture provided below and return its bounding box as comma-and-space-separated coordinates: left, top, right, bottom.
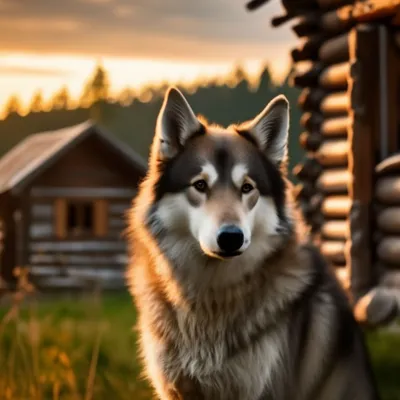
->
285, 1, 355, 291
374, 155, 400, 314
247, 0, 400, 326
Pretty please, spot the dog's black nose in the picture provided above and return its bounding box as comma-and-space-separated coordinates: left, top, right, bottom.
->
217, 225, 244, 255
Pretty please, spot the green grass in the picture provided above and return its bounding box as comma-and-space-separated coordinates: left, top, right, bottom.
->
0, 292, 152, 400
0, 292, 399, 400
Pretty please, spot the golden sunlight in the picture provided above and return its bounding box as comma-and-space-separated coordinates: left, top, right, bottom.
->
0, 50, 291, 116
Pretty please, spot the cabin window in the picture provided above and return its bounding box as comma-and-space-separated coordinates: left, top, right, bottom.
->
67, 202, 94, 235
54, 199, 108, 238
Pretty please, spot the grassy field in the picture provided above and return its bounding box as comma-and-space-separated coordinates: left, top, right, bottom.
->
0, 291, 399, 400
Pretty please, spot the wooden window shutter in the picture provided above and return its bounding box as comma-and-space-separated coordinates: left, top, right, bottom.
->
94, 200, 108, 237
54, 199, 67, 238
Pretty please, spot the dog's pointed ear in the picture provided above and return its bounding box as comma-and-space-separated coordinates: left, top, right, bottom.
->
239, 95, 289, 164
155, 87, 202, 160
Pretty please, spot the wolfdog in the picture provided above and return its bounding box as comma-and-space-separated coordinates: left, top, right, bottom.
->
127, 87, 380, 400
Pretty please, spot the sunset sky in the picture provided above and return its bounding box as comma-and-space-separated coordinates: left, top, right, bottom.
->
0, 0, 295, 112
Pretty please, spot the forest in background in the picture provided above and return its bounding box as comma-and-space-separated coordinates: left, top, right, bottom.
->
0, 63, 303, 178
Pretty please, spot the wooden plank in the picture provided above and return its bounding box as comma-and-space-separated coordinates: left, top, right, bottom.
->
300, 112, 324, 131
292, 158, 322, 181
377, 207, 400, 234
109, 203, 131, 214
29, 266, 124, 280
29, 253, 128, 265
54, 198, 67, 239
31, 204, 53, 219
321, 195, 351, 217
320, 92, 350, 115
376, 176, 400, 205
354, 287, 398, 326
335, 265, 350, 290
321, 220, 349, 240
380, 270, 400, 288
321, 240, 346, 263
30, 187, 136, 199
94, 199, 108, 237
321, 116, 350, 137
109, 218, 127, 229
298, 88, 326, 112
376, 153, 400, 176
31, 275, 125, 289
30, 240, 126, 252
299, 131, 322, 151
316, 168, 350, 193
377, 237, 400, 265
319, 33, 350, 64
346, 25, 381, 300
29, 223, 53, 239
319, 62, 350, 89
315, 139, 348, 166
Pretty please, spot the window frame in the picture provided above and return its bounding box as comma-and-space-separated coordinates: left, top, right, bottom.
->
54, 198, 108, 239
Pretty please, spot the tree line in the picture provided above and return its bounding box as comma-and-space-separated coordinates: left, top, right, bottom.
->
2, 62, 289, 118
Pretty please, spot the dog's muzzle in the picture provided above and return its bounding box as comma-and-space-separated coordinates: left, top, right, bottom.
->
217, 225, 244, 257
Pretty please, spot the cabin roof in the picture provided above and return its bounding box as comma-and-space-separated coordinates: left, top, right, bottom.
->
0, 120, 147, 194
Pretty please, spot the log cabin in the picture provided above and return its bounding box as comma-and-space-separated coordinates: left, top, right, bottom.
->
245, 0, 400, 327
0, 121, 147, 290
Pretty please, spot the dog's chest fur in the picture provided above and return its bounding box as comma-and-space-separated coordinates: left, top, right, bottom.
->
163, 302, 287, 399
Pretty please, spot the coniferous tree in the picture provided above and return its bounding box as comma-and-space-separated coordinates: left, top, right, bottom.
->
52, 85, 71, 110
29, 90, 45, 113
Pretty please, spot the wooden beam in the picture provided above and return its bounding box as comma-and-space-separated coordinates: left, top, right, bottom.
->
31, 275, 125, 289
30, 187, 136, 199
321, 240, 346, 263
335, 265, 351, 290
321, 116, 350, 137
321, 195, 351, 217
321, 220, 349, 240
353, 287, 398, 326
30, 253, 128, 265
293, 158, 323, 181
301, 112, 324, 131
377, 236, 400, 265
376, 176, 400, 205
319, 62, 350, 89
320, 92, 350, 115
316, 168, 350, 193
380, 270, 400, 288
298, 88, 326, 111
30, 240, 126, 253
346, 25, 380, 300
29, 266, 124, 280
299, 131, 322, 151
377, 207, 400, 234
315, 139, 349, 166
319, 33, 350, 64
376, 153, 400, 175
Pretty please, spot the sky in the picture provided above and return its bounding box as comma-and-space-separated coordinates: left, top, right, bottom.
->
0, 0, 296, 112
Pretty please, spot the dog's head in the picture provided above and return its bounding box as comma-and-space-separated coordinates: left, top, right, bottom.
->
145, 87, 292, 267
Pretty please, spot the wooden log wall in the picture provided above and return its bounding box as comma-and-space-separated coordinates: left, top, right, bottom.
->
289, 1, 356, 294
26, 188, 133, 290
260, 0, 400, 325
374, 156, 400, 316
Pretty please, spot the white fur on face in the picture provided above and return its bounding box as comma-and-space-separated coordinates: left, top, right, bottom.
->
200, 163, 218, 187
231, 164, 248, 188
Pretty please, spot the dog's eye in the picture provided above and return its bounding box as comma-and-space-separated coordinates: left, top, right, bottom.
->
241, 183, 254, 194
193, 179, 208, 193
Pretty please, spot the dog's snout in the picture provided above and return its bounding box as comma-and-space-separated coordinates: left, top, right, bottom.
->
217, 225, 244, 255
